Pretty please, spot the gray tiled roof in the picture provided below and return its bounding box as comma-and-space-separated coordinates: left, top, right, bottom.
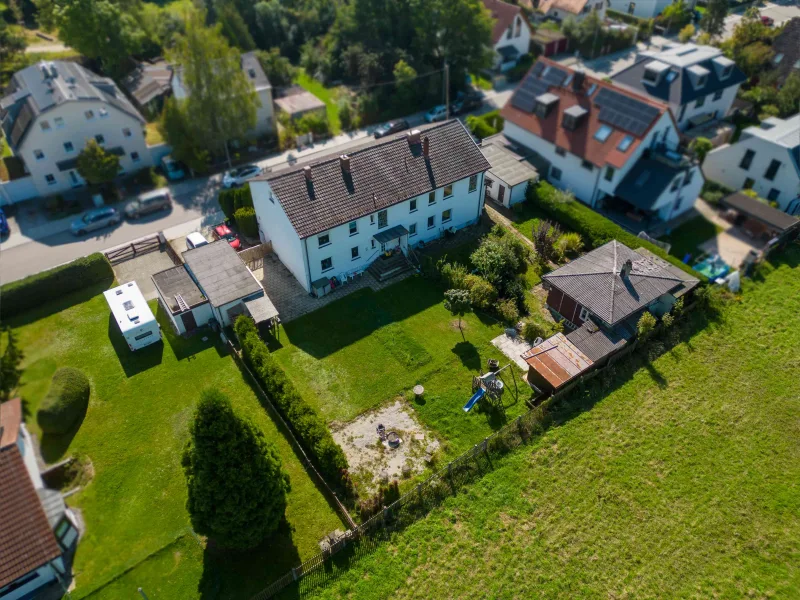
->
151, 265, 208, 314
259, 119, 491, 239
566, 318, 632, 362
543, 240, 697, 325
614, 157, 684, 211
482, 141, 539, 187
183, 241, 262, 307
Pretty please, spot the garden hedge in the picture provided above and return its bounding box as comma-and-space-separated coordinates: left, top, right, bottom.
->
234, 206, 259, 238
234, 316, 353, 496
527, 181, 704, 280
218, 185, 253, 220
37, 367, 90, 434
0, 253, 114, 320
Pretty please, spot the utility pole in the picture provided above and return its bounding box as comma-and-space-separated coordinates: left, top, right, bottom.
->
444, 61, 450, 120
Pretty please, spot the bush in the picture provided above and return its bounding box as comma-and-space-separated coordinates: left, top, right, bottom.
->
234, 317, 352, 496
521, 314, 558, 342
637, 311, 657, 340
495, 298, 519, 325
465, 275, 498, 309
234, 206, 258, 238
678, 23, 695, 42
0, 253, 114, 320
527, 181, 702, 280
438, 260, 469, 290
37, 368, 90, 434
555, 232, 584, 259
465, 110, 504, 139
218, 186, 253, 220
701, 179, 733, 206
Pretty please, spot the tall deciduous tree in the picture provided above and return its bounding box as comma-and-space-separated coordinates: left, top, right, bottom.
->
76, 140, 120, 186
700, 0, 728, 37
0, 327, 24, 402
169, 8, 258, 167
183, 389, 290, 549
159, 98, 210, 174
0, 21, 25, 63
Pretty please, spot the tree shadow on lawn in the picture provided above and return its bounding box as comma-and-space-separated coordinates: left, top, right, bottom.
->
199, 519, 302, 600
108, 314, 164, 377
4, 279, 114, 328
451, 341, 481, 371
155, 303, 226, 362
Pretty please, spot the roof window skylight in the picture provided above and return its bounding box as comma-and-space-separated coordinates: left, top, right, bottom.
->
594, 124, 613, 143
617, 135, 634, 152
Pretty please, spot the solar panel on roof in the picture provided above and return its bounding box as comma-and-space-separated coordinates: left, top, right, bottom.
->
542, 66, 567, 87
511, 90, 537, 113
594, 87, 659, 137
531, 62, 545, 76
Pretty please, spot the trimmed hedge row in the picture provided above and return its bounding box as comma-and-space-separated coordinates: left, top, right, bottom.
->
218, 185, 253, 220
234, 316, 353, 496
0, 253, 114, 320
37, 367, 90, 434
527, 181, 704, 280
234, 206, 259, 238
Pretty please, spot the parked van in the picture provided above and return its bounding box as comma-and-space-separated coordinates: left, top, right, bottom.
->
104, 282, 162, 351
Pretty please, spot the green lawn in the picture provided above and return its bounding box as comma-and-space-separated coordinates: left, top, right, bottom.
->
269, 275, 529, 457
11, 293, 343, 599
660, 214, 723, 261
293, 67, 342, 134
290, 246, 800, 600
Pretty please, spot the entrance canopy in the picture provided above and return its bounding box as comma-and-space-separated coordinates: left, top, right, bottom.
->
244, 295, 279, 324
373, 224, 409, 244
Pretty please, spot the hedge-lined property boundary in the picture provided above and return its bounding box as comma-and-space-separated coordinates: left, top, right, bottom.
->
234, 316, 353, 497
0, 253, 114, 319
527, 182, 704, 280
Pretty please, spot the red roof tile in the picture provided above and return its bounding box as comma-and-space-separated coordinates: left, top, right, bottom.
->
522, 333, 593, 389
483, 0, 523, 44
539, 0, 590, 15
500, 58, 670, 170
0, 398, 21, 449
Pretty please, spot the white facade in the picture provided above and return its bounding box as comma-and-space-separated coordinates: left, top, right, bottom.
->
251, 175, 485, 293
608, 0, 696, 19
104, 282, 162, 351
673, 84, 738, 130
493, 14, 532, 72
485, 176, 529, 207
703, 117, 800, 214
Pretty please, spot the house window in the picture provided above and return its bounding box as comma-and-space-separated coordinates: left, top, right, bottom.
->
370, 214, 375, 224
34, 149, 45, 161
555, 146, 567, 157
507, 24, 513, 40
595, 1, 602, 9
349, 221, 358, 236
594, 125, 613, 142
371, 239, 376, 249
351, 246, 360, 260
122, 128, 132, 138
627, 2, 635, 14
410, 199, 417, 212
54, 117, 65, 129
695, 95, 706, 108
764, 159, 781, 181
409, 222, 417, 236
682, 170, 694, 187
670, 177, 681, 192
740, 149, 755, 170
64, 141, 74, 153
269, 194, 275, 204
428, 191, 436, 205
45, 174, 56, 185
773, 53, 784, 65
378, 209, 388, 228
95, 134, 105, 145
581, 160, 594, 171
427, 215, 435, 229
485, 177, 494, 188
617, 136, 634, 152
767, 188, 780, 202
677, 104, 687, 122
604, 166, 615, 182
469, 174, 478, 192
85, 110, 95, 120
515, 17, 522, 37
696, 75, 707, 88
99, 108, 109, 118
579, 306, 590, 321
40, 120, 51, 131
550, 166, 562, 180
444, 184, 453, 198
318, 233, 330, 247
134, 331, 153, 341
131, 151, 140, 163
743, 177, 755, 189
321, 257, 333, 272
442, 209, 452, 223
713, 90, 723, 101
673, 196, 684, 212
722, 64, 733, 78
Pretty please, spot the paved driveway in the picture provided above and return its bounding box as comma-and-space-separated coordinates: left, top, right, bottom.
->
723, 1, 800, 38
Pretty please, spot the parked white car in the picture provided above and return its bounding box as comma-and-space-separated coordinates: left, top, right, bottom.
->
222, 164, 262, 188
186, 232, 209, 250
424, 105, 447, 123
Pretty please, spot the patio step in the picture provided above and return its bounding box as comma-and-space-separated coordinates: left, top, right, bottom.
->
367, 252, 413, 282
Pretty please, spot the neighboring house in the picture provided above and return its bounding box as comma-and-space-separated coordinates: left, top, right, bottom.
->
538, 0, 607, 24
0, 398, 80, 600
522, 239, 698, 393
249, 120, 490, 294
612, 43, 747, 132
483, 0, 532, 72
719, 191, 800, 243
608, 0, 696, 19
0, 60, 150, 198
481, 134, 539, 207
771, 18, 800, 87
530, 28, 569, 58
122, 59, 173, 119
500, 58, 704, 227
172, 51, 275, 137
152, 240, 278, 330
273, 88, 327, 121
702, 115, 800, 215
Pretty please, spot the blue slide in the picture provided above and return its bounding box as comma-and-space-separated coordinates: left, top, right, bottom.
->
463, 388, 485, 412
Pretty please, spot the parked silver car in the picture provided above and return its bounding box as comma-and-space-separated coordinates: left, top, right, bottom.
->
70, 207, 121, 236
125, 188, 172, 219
222, 164, 261, 188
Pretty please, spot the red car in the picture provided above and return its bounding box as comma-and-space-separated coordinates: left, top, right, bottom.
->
213, 223, 241, 250
761, 15, 774, 26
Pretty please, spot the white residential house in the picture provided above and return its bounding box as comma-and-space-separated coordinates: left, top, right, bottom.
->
0, 61, 150, 200
172, 51, 275, 137
703, 115, 800, 215
249, 120, 490, 294
500, 58, 704, 228
538, 0, 607, 24
612, 43, 747, 132
0, 398, 80, 600
608, 0, 697, 19
483, 0, 532, 72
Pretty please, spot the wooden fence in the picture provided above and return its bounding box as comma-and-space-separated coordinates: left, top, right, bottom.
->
104, 233, 163, 265
239, 241, 273, 271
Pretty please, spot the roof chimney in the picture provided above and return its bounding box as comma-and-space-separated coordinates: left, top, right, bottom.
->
407, 129, 421, 146
620, 258, 633, 278
303, 166, 312, 182
422, 136, 430, 158
340, 154, 351, 174
572, 70, 585, 92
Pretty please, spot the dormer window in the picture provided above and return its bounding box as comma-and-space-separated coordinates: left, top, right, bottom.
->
534, 93, 559, 118
562, 105, 588, 131
643, 69, 658, 83
696, 75, 707, 87
721, 64, 733, 78
773, 54, 784, 65
687, 64, 710, 90
642, 61, 670, 85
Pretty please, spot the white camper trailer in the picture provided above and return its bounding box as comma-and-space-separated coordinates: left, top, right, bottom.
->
104, 282, 162, 351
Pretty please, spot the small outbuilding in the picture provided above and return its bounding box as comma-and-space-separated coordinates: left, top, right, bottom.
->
152, 265, 212, 335
274, 89, 327, 120
720, 192, 800, 244
481, 138, 538, 207
104, 282, 162, 351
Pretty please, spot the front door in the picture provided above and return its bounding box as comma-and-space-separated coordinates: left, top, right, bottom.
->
498, 185, 506, 206
181, 311, 198, 333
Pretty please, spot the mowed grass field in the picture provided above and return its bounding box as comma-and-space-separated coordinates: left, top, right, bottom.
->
10, 293, 343, 599
289, 247, 800, 599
